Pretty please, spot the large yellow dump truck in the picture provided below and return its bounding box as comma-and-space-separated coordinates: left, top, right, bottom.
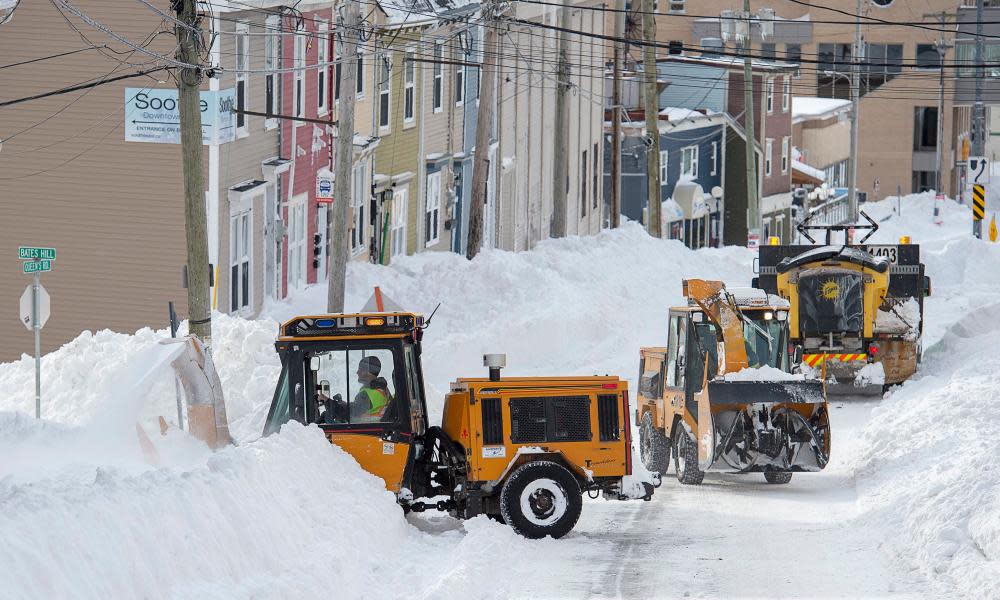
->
637, 280, 830, 486
262, 312, 651, 538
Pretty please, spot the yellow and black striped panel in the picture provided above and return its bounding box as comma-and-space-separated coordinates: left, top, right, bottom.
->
973, 185, 986, 220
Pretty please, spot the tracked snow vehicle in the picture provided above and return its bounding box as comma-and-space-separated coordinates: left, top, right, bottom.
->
637, 280, 830, 485
753, 212, 931, 393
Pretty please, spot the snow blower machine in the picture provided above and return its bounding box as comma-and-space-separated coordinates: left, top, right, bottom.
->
752, 212, 931, 394
637, 279, 830, 485
262, 312, 653, 539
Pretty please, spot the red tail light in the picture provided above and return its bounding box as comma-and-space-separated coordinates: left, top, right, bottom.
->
868, 343, 879, 356
602, 383, 617, 389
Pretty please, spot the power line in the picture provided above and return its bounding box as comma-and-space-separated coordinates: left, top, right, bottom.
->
0, 45, 107, 71
0, 66, 171, 108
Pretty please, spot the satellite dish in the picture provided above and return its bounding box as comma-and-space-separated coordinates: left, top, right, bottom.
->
871, 0, 893, 7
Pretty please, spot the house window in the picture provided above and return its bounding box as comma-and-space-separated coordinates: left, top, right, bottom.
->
317, 20, 329, 115
294, 30, 305, 119
913, 107, 938, 151
681, 146, 698, 178
378, 53, 390, 130
581, 149, 588, 217
765, 79, 774, 114
593, 142, 599, 210
230, 209, 252, 312
433, 42, 444, 112
335, 49, 341, 102
765, 139, 773, 177
264, 16, 279, 129
236, 23, 249, 135
786, 44, 801, 78
390, 188, 408, 257
760, 43, 776, 61
782, 77, 790, 112
916, 44, 941, 69
659, 150, 669, 183
351, 164, 367, 253
404, 50, 416, 123
710, 141, 718, 176
781, 137, 789, 173
357, 51, 365, 96
667, 0, 684, 14
425, 170, 441, 246
455, 43, 465, 105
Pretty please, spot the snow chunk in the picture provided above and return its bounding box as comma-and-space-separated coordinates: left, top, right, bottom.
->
853, 362, 885, 387
723, 366, 805, 382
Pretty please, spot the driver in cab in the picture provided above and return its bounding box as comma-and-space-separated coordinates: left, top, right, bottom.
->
313, 356, 392, 424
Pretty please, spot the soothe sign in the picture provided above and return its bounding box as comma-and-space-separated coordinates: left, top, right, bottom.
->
124, 88, 236, 145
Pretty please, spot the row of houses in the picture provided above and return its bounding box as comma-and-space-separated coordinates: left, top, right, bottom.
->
0, 0, 606, 360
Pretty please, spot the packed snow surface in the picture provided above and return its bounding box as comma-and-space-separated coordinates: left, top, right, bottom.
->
2, 198, 999, 598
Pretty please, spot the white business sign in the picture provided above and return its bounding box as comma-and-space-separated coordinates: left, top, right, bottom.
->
125, 88, 236, 145
20, 284, 50, 330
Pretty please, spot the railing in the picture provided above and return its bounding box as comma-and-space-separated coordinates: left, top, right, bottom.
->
805, 189, 851, 227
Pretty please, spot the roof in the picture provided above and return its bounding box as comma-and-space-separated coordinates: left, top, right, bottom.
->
792, 159, 825, 184
792, 96, 852, 124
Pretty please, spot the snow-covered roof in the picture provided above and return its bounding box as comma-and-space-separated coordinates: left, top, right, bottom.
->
792, 159, 825, 182
792, 96, 851, 123
659, 107, 703, 121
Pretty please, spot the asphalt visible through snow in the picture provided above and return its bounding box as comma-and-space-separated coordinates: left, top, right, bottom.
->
563, 400, 944, 600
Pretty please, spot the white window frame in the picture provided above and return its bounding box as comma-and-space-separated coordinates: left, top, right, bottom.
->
378, 53, 391, 132
455, 42, 465, 106
659, 149, 669, 184
432, 41, 444, 113
425, 170, 441, 246
403, 49, 416, 125
390, 187, 408, 258
235, 22, 250, 138
317, 19, 329, 116
229, 194, 255, 314
681, 145, 698, 178
351, 163, 368, 255
766, 78, 774, 114
782, 76, 790, 112
356, 49, 365, 97
334, 47, 341, 104
781, 136, 789, 173
765, 138, 774, 177
294, 29, 306, 122
264, 16, 280, 130
667, 0, 685, 14
710, 141, 718, 176
287, 194, 307, 290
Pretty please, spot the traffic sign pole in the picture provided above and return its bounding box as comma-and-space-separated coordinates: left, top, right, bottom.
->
33, 271, 41, 419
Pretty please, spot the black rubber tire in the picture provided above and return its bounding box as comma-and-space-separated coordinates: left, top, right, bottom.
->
639, 412, 672, 475
673, 425, 705, 485
763, 470, 793, 484
499, 460, 583, 539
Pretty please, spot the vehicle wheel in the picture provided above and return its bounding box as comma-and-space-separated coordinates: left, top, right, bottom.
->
500, 460, 583, 539
639, 412, 671, 474
763, 470, 793, 484
673, 425, 705, 485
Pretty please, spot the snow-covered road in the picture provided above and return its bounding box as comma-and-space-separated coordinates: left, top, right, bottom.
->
567, 401, 932, 600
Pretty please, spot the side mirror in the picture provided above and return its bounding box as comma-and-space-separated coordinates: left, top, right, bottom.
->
309, 356, 320, 371
923, 275, 932, 298
793, 346, 804, 365
320, 380, 330, 396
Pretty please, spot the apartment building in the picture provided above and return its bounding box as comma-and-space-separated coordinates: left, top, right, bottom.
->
634, 0, 959, 200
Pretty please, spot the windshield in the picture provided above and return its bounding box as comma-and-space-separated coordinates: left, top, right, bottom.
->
264, 342, 405, 434
743, 314, 788, 370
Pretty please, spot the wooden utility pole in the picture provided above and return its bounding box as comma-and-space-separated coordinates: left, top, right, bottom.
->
551, 0, 571, 238
642, 0, 662, 237
328, 0, 359, 311
741, 4, 759, 247
974, 0, 986, 239
610, 0, 624, 228
467, 0, 501, 258
923, 10, 954, 199
174, 0, 211, 343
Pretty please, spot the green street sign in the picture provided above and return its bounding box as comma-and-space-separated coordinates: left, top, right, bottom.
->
19, 247, 56, 261
23, 260, 52, 274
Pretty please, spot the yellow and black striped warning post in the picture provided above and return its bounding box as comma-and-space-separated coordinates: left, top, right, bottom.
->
973, 185, 986, 221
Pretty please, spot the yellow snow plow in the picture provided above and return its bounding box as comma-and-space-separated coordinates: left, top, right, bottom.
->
637, 280, 830, 486
753, 212, 931, 394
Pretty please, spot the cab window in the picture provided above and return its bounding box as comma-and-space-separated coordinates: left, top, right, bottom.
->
666, 316, 679, 387
675, 316, 688, 389
306, 346, 401, 426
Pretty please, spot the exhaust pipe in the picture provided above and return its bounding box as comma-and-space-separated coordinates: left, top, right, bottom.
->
483, 353, 506, 382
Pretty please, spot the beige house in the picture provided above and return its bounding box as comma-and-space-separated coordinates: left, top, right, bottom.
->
792, 96, 852, 187
0, 0, 288, 361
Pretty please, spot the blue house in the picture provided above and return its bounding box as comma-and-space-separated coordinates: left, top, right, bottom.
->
605, 109, 730, 248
